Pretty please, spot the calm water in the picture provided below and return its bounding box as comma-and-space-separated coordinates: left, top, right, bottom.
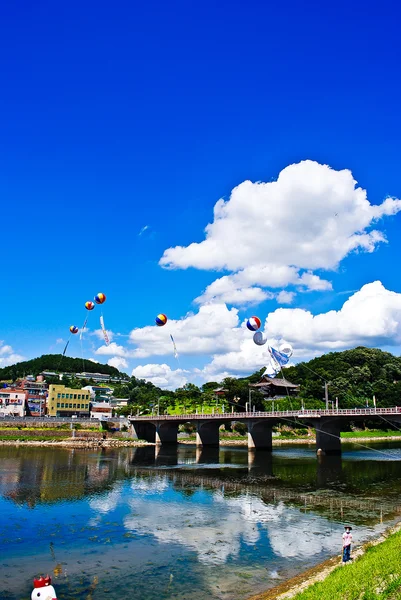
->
1, 442, 401, 600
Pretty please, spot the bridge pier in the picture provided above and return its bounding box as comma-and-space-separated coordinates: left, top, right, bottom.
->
196, 446, 220, 464
314, 419, 342, 455
155, 444, 179, 465
248, 450, 273, 477
130, 422, 155, 443
155, 422, 178, 445
196, 421, 220, 447
247, 420, 273, 450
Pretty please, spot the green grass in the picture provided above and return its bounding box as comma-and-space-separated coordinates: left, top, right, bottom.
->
0, 435, 70, 441
292, 530, 401, 600
341, 430, 401, 438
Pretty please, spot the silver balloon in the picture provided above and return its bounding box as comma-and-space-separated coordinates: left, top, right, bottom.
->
279, 342, 293, 358
253, 331, 267, 346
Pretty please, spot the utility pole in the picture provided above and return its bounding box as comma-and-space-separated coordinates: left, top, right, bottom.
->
324, 382, 329, 410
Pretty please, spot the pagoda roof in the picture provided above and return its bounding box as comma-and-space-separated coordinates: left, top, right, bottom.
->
250, 376, 299, 389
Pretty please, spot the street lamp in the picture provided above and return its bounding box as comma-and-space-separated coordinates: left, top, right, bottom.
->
248, 388, 255, 413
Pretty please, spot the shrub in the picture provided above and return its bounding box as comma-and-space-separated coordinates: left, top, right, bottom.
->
232, 422, 247, 435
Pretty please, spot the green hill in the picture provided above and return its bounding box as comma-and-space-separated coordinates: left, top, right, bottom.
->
0, 354, 125, 381
284, 346, 401, 408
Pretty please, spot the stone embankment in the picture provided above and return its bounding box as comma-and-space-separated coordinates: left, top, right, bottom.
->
0, 437, 152, 448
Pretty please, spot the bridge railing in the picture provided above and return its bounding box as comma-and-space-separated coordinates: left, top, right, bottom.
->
129, 406, 401, 421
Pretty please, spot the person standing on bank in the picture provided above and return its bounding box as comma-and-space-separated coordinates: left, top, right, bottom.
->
342, 526, 353, 563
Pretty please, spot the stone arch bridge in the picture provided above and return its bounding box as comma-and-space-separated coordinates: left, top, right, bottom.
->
128, 407, 401, 456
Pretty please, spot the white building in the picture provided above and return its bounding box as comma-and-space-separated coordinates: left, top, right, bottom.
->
90, 401, 113, 420
0, 389, 26, 417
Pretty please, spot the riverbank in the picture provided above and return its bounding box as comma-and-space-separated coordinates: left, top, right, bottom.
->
180, 434, 401, 446
0, 438, 153, 447
248, 521, 401, 599
1, 434, 401, 447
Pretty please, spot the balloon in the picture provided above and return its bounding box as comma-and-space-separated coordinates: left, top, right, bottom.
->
69, 325, 79, 334
94, 292, 106, 304
85, 301, 95, 310
279, 342, 293, 358
155, 313, 168, 326
246, 316, 261, 331
253, 331, 267, 346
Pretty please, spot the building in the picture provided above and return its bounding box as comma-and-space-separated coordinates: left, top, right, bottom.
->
109, 398, 129, 410
82, 385, 113, 401
213, 387, 228, 397
20, 376, 48, 417
0, 389, 27, 417
75, 372, 114, 383
47, 385, 91, 417
250, 375, 300, 399
90, 401, 113, 420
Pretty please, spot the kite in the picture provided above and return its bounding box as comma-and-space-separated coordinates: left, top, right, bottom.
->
94, 292, 106, 305
246, 316, 261, 331
85, 301, 95, 311
100, 315, 110, 346
263, 343, 293, 378
253, 331, 267, 346
155, 313, 168, 326
170, 334, 178, 359
69, 325, 78, 334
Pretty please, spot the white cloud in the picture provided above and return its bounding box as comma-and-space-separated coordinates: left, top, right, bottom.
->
91, 329, 115, 343
108, 357, 128, 371
297, 271, 333, 291
96, 342, 130, 357
0, 342, 25, 367
160, 160, 400, 303
124, 486, 343, 565
277, 291, 296, 304
128, 303, 241, 358
131, 363, 187, 389
195, 275, 272, 306
198, 281, 401, 381
265, 280, 401, 349
0, 345, 13, 356
93, 281, 401, 385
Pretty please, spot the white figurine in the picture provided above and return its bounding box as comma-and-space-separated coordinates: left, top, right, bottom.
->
31, 575, 57, 600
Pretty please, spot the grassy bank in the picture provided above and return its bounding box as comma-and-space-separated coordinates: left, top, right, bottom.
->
249, 525, 401, 600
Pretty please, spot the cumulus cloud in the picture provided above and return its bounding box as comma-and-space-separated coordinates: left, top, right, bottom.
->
160, 160, 400, 303
131, 364, 187, 389
93, 281, 401, 385
277, 291, 296, 304
128, 303, 241, 358
91, 328, 115, 343
108, 357, 128, 371
265, 280, 401, 350
0, 342, 25, 367
96, 342, 130, 357
198, 281, 401, 381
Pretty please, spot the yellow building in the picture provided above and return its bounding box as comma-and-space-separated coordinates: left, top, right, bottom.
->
47, 384, 91, 417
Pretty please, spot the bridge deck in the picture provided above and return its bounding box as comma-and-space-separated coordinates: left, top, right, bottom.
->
130, 406, 401, 421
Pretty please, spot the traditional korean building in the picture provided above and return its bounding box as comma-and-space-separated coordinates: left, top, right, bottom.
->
249, 375, 299, 398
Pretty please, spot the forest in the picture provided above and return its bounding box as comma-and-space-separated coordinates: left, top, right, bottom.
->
2, 347, 401, 416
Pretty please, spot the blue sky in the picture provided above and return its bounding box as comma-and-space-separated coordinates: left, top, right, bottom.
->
1, 0, 401, 388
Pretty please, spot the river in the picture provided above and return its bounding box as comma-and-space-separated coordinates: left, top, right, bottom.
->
1, 442, 401, 599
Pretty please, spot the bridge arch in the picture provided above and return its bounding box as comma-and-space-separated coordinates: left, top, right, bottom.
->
247, 420, 273, 450
196, 420, 221, 447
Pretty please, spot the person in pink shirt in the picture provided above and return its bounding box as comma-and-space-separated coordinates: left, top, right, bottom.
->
342, 526, 353, 563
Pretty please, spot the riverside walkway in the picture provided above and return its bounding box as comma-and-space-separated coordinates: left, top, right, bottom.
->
129, 406, 401, 455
